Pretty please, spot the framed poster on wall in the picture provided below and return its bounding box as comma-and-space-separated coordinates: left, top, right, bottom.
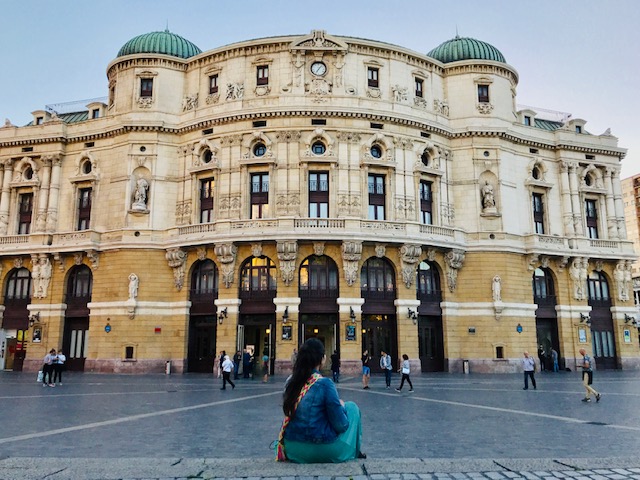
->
282, 325, 292, 341
578, 328, 587, 343
346, 324, 356, 341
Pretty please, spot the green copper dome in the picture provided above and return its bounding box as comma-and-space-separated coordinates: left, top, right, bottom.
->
427, 36, 506, 64
117, 30, 202, 59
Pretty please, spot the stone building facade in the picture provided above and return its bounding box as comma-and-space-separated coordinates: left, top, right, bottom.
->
0, 30, 637, 375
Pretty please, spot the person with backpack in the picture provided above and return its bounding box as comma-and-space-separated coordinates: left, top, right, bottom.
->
579, 348, 601, 403
380, 350, 392, 389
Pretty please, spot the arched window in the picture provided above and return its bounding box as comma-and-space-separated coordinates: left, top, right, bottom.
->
240, 256, 277, 297
532, 268, 555, 300
360, 257, 395, 300
588, 271, 610, 303
417, 261, 441, 301
5, 268, 31, 300
190, 260, 218, 302
66, 265, 93, 301
299, 256, 338, 298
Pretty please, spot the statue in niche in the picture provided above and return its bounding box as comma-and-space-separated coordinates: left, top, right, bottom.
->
128, 273, 139, 299
492, 275, 502, 302
481, 181, 496, 211
132, 176, 149, 211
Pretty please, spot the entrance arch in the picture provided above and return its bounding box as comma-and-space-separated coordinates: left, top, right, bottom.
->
587, 271, 617, 369
63, 265, 92, 371
533, 267, 560, 371
2, 267, 31, 371
417, 260, 444, 372
187, 259, 218, 373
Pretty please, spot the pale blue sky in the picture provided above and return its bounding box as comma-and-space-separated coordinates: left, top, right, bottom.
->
1, 0, 638, 177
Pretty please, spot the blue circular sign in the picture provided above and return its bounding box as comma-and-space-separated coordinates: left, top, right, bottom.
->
105, 324, 112, 333
516, 324, 523, 334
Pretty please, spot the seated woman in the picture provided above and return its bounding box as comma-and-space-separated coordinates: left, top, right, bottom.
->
276, 338, 365, 463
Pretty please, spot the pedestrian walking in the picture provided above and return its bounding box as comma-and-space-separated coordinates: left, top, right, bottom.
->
233, 350, 241, 379
242, 349, 251, 378
395, 354, 413, 392
221, 355, 235, 390
361, 350, 371, 389
262, 351, 269, 383
579, 348, 601, 403
217, 350, 226, 378
42, 349, 56, 387
551, 348, 559, 372
330, 350, 340, 383
380, 350, 392, 389
53, 350, 66, 385
522, 351, 536, 390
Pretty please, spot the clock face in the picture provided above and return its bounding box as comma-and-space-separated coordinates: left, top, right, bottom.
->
311, 61, 327, 76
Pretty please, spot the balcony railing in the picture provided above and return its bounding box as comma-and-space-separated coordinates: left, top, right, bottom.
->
239, 288, 276, 301
299, 288, 339, 299
534, 295, 557, 306
361, 289, 396, 301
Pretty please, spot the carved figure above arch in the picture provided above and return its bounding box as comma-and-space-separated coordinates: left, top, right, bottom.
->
11, 157, 40, 185
301, 128, 335, 158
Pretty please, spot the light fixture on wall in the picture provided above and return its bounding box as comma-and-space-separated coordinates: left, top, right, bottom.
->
408, 308, 418, 324
28, 312, 40, 327
349, 307, 356, 323
218, 307, 227, 325
624, 313, 637, 325
580, 313, 591, 326
282, 306, 289, 324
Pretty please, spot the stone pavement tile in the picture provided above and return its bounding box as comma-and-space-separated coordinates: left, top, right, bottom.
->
486, 472, 507, 479
451, 473, 470, 480
418, 475, 437, 480
532, 472, 552, 477
403, 474, 420, 480
549, 472, 568, 478
631, 476, 640, 480
608, 475, 632, 480
631, 470, 640, 474
520, 473, 541, 480
593, 471, 615, 475
504, 473, 525, 479
588, 475, 611, 480
612, 470, 634, 475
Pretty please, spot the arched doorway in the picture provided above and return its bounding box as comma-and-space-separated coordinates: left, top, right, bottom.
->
361, 257, 397, 372
238, 256, 277, 376
63, 265, 92, 371
2, 267, 31, 371
417, 260, 444, 372
298, 255, 339, 355
187, 259, 218, 373
587, 271, 617, 369
533, 267, 560, 371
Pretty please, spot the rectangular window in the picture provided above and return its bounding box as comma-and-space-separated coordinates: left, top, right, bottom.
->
92, 109, 100, 119
200, 178, 214, 223
18, 193, 33, 234
420, 180, 433, 225
415, 78, 423, 98
532, 193, 545, 234
77, 188, 92, 231
367, 67, 379, 88
585, 199, 598, 238
140, 78, 153, 97
309, 172, 329, 218
257, 65, 269, 86
36, 117, 43, 125
576, 125, 582, 133
477, 84, 489, 103
524, 116, 531, 126
368, 174, 385, 220
250, 173, 269, 219
209, 74, 219, 94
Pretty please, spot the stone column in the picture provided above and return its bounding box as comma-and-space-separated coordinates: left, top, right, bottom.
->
559, 161, 575, 237
611, 167, 627, 239
34, 157, 52, 232
0, 160, 14, 235
45, 155, 62, 232
568, 162, 582, 236
603, 168, 618, 239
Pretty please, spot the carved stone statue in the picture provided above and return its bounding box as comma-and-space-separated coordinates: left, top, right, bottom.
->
492, 275, 502, 302
128, 273, 139, 299
481, 181, 496, 211
132, 176, 149, 211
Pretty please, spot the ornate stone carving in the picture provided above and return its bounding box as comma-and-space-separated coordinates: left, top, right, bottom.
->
251, 243, 263, 258
13, 258, 23, 269
399, 244, 422, 288
313, 242, 325, 257
137, 97, 153, 108
73, 253, 83, 265
196, 247, 207, 261
392, 85, 408, 102
277, 241, 298, 286
131, 175, 149, 212
128, 273, 139, 300
433, 99, 449, 116
481, 181, 496, 213
165, 248, 187, 291
477, 103, 494, 114
342, 241, 362, 286
175, 201, 192, 225
492, 275, 502, 302
557, 256, 570, 271
414, 97, 428, 109
182, 93, 198, 111
214, 243, 237, 288
31, 254, 52, 299
426, 248, 437, 262
569, 257, 589, 301
375, 244, 386, 258
226, 83, 244, 101
275, 131, 301, 143
527, 254, 539, 271
440, 202, 455, 225
53, 253, 65, 272
445, 249, 466, 293
86, 250, 99, 270
205, 93, 220, 105
305, 78, 332, 101
336, 132, 361, 143
255, 85, 271, 96
366, 88, 381, 99
614, 260, 630, 302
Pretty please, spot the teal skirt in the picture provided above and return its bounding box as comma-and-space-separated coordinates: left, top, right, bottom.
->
283, 401, 363, 463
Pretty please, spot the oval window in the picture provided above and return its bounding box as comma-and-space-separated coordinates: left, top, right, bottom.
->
24, 167, 33, 180
421, 150, 430, 166
203, 150, 213, 164
312, 141, 326, 155
253, 143, 267, 157
532, 166, 540, 180
82, 161, 93, 174
585, 175, 592, 187
371, 145, 382, 159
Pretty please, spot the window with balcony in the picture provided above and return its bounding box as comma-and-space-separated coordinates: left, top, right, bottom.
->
140, 78, 153, 97
77, 188, 92, 231
66, 265, 93, 303
18, 193, 33, 234
240, 256, 277, 299
585, 199, 599, 239
309, 171, 329, 218
532, 267, 555, 306
257, 65, 269, 86
417, 261, 441, 303
420, 180, 433, 225
415, 78, 423, 98
532, 192, 545, 234
209, 74, 219, 94
368, 174, 385, 220
200, 178, 214, 223
6, 268, 31, 300
477, 84, 489, 103
360, 257, 395, 300
367, 67, 379, 88
190, 259, 218, 304
588, 271, 610, 304
299, 256, 338, 299
251, 173, 269, 219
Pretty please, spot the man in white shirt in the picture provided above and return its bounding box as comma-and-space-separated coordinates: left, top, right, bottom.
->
53, 351, 66, 386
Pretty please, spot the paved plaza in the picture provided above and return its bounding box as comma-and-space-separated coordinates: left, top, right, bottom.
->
0, 369, 639, 479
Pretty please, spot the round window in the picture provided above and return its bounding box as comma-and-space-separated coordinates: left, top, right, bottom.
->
82, 161, 93, 174
24, 167, 33, 180
203, 150, 213, 164
370, 145, 382, 159
312, 141, 326, 155
253, 143, 267, 157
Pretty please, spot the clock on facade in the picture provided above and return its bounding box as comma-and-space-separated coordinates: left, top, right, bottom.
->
310, 61, 327, 76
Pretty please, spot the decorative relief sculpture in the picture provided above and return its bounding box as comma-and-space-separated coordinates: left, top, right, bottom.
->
399, 244, 422, 288
313, 242, 325, 257
205, 93, 220, 104
53, 253, 65, 271
445, 249, 465, 293
277, 241, 298, 286
86, 250, 99, 270
226, 83, 244, 101
255, 85, 271, 96
433, 99, 449, 116
215, 243, 237, 288
31, 254, 52, 299
182, 93, 198, 111
481, 181, 496, 212
366, 88, 381, 99
305, 78, 332, 101
341, 241, 362, 286
392, 85, 408, 103
375, 244, 386, 258
128, 273, 139, 300
131, 175, 149, 211
251, 243, 263, 258
569, 257, 589, 301
414, 96, 428, 108
165, 248, 187, 291
477, 103, 494, 114
137, 97, 153, 108
196, 247, 207, 261
614, 261, 630, 302
492, 275, 502, 302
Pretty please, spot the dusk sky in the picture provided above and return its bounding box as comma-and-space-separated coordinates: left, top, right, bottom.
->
1, 0, 638, 178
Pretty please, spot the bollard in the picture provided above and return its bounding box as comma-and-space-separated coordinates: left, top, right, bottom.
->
463, 359, 469, 374
165, 360, 171, 375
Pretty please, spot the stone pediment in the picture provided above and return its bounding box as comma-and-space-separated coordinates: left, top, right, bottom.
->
290, 30, 348, 52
